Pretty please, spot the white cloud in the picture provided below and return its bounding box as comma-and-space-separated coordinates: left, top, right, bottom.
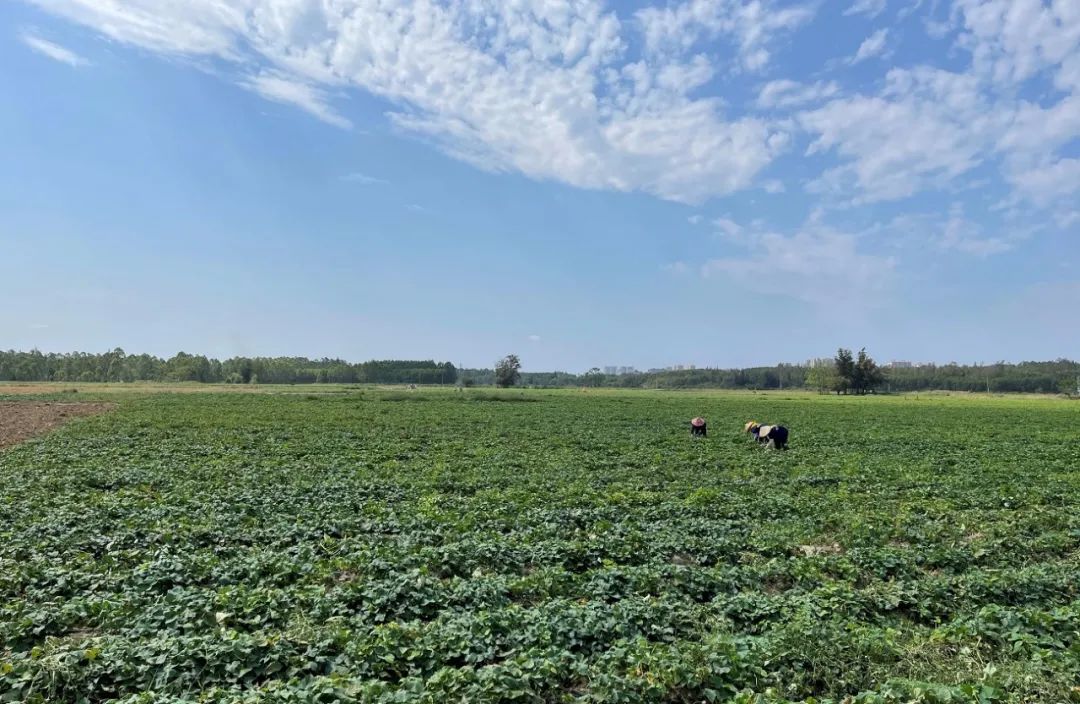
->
797, 7, 1079, 209
27, 0, 245, 56
756, 79, 840, 109
712, 216, 745, 240
939, 206, 1014, 256
999, 93, 1080, 158
850, 29, 889, 64
1055, 209, 1080, 229
27, 0, 805, 205
871, 206, 1034, 257
635, 0, 816, 71
22, 0, 1080, 217
242, 72, 351, 129
945, 3, 1080, 212
21, 32, 89, 67
687, 215, 704, 225
1057, 53, 1080, 93
959, 0, 1080, 212
954, 0, 1080, 87
527, 334, 541, 342
845, 0, 888, 19
800, 67, 1002, 203
1008, 158, 1080, 206
341, 172, 388, 185
702, 222, 895, 306
762, 179, 786, 193
896, 1, 926, 22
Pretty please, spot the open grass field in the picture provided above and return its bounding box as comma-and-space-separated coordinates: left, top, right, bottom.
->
1, 388, 1078, 703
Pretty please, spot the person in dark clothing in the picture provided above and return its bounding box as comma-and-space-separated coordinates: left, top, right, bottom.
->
765, 424, 788, 450
745, 421, 789, 449
690, 417, 707, 437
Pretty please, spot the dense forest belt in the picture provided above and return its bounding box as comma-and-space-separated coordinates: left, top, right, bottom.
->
2, 349, 1078, 393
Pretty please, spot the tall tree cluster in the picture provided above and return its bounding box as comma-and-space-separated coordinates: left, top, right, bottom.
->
831, 348, 886, 394
494, 354, 522, 388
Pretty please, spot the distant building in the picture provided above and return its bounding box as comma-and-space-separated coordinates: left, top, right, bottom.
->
888, 361, 914, 369
603, 366, 618, 375
618, 366, 636, 375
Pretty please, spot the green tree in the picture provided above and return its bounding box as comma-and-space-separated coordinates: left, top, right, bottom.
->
495, 354, 522, 388
164, 352, 215, 382
853, 348, 885, 394
805, 362, 840, 393
101, 347, 126, 381
834, 348, 854, 394
582, 367, 605, 387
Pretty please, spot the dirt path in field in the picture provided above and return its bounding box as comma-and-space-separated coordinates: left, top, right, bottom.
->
0, 402, 116, 449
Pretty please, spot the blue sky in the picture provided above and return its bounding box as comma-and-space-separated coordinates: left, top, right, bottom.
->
2, 0, 1078, 371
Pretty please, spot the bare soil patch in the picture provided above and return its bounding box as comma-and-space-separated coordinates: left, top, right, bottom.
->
0, 382, 265, 395
0, 402, 116, 449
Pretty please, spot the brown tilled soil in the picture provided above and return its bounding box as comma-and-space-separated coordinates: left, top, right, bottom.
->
0, 402, 116, 449
0, 383, 264, 395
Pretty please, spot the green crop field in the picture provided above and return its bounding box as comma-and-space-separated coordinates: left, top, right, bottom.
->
1, 389, 1078, 703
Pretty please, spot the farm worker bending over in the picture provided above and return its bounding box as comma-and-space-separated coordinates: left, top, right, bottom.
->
744, 421, 789, 450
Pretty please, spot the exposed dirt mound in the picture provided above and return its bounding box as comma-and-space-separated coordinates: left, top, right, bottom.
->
0, 402, 116, 449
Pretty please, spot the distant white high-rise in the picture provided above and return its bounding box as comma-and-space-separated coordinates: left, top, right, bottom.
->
603, 366, 618, 375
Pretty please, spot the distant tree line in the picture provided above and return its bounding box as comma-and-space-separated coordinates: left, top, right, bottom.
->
465, 358, 1075, 394
1, 349, 1076, 394
875, 360, 1079, 394
0, 349, 457, 385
